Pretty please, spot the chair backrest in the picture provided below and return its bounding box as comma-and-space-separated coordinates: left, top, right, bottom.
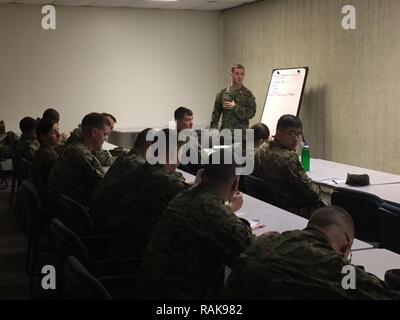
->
59, 194, 94, 236
20, 179, 45, 227
64, 256, 112, 300
378, 203, 400, 254
30, 170, 49, 206
241, 175, 279, 206
331, 187, 382, 242
18, 158, 33, 182
49, 218, 90, 268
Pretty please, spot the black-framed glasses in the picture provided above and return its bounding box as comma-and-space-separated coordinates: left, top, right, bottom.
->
282, 129, 303, 139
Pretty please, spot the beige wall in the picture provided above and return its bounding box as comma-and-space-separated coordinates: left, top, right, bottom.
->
0, 4, 221, 133
3, 1, 400, 174
222, 0, 400, 174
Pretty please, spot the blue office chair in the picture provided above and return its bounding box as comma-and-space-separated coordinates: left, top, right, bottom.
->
15, 158, 33, 225
64, 256, 112, 300
49, 218, 141, 278
378, 203, 400, 254
20, 179, 52, 297
331, 187, 382, 243
59, 194, 95, 236
242, 175, 323, 218
240, 175, 279, 205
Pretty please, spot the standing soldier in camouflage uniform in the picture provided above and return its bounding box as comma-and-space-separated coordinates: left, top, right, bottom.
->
48, 113, 110, 207
210, 64, 256, 131
66, 112, 117, 166
222, 206, 400, 300
134, 151, 255, 300
107, 129, 189, 260
33, 118, 62, 183
253, 114, 323, 218
90, 128, 153, 230
15, 117, 40, 162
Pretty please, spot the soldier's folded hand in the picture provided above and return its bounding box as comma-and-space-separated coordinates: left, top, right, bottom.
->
228, 191, 243, 212
223, 100, 235, 110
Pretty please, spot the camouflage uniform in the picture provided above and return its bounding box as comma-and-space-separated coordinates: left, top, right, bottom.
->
210, 85, 256, 131
253, 140, 323, 218
33, 146, 60, 183
48, 141, 105, 207
222, 228, 400, 299
0, 131, 19, 160
178, 130, 208, 175
134, 182, 256, 300
15, 134, 40, 162
65, 127, 82, 146
108, 163, 188, 260
91, 150, 146, 230
93, 149, 115, 166
0, 144, 11, 160
66, 126, 115, 166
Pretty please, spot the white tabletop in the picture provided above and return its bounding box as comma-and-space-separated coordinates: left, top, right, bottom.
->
113, 125, 209, 133
102, 141, 118, 151
351, 249, 400, 280
309, 159, 400, 186
308, 158, 400, 203
177, 169, 372, 251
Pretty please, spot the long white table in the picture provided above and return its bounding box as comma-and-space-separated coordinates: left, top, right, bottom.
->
103, 141, 118, 151
177, 169, 372, 251
308, 158, 400, 204
309, 159, 400, 186
351, 249, 400, 280
100, 141, 400, 281
109, 125, 208, 149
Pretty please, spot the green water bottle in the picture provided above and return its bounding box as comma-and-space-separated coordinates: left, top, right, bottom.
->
301, 143, 310, 171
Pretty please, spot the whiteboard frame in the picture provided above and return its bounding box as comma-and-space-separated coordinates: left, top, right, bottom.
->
260, 66, 309, 133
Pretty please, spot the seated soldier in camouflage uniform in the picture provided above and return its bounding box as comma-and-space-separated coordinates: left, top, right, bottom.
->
107, 129, 189, 261
222, 206, 400, 299
33, 118, 62, 183
90, 128, 153, 230
251, 122, 270, 151
174, 106, 207, 175
66, 112, 117, 166
134, 151, 256, 300
253, 114, 323, 218
41, 108, 69, 146
15, 117, 40, 162
0, 131, 19, 160
48, 113, 110, 208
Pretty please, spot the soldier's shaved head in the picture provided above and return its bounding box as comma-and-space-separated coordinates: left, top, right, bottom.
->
202, 150, 240, 202
308, 206, 354, 237
307, 206, 354, 257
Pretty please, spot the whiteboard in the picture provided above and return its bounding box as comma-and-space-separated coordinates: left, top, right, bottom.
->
260, 67, 308, 136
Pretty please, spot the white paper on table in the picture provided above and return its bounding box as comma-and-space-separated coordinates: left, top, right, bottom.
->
315, 177, 346, 186
238, 217, 265, 230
